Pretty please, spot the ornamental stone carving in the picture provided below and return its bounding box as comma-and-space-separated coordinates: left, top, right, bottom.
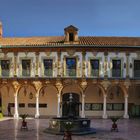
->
33, 81, 42, 91
80, 79, 88, 91
101, 80, 111, 91
12, 81, 20, 90
67, 49, 75, 56
124, 79, 131, 89
55, 79, 63, 93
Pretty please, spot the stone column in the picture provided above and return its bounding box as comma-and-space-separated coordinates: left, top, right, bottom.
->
14, 94, 19, 119
101, 79, 111, 119
80, 79, 88, 118
33, 81, 42, 118
55, 79, 63, 117
124, 95, 129, 119
35, 94, 40, 118
12, 81, 20, 119
81, 94, 85, 118
124, 79, 131, 119
57, 94, 61, 117
103, 94, 108, 119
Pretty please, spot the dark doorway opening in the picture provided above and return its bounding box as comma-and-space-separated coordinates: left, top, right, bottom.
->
62, 93, 80, 117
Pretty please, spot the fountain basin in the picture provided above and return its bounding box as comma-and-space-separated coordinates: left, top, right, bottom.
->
45, 117, 96, 135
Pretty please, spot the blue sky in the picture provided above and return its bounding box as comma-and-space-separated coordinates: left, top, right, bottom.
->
0, 0, 140, 37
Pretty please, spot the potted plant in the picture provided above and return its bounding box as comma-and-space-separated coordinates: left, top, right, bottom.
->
20, 114, 28, 130
110, 116, 120, 132
62, 121, 73, 140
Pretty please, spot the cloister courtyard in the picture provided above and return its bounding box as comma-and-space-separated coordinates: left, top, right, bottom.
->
0, 117, 140, 140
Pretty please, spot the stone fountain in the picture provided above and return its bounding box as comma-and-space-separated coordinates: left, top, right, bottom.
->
45, 93, 96, 135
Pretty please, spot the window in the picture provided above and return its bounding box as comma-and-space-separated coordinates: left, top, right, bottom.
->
39, 104, 47, 108
69, 33, 74, 41
90, 59, 99, 77
107, 103, 124, 111
22, 59, 31, 76
112, 60, 121, 77
43, 59, 53, 76
134, 60, 140, 77
66, 58, 76, 76
85, 103, 103, 111
0, 60, 10, 76
28, 103, 36, 108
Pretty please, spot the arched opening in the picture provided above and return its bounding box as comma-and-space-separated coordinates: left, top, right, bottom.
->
39, 85, 57, 117
0, 85, 14, 116
107, 85, 124, 117
62, 93, 80, 117
128, 84, 140, 117
61, 83, 82, 117
18, 85, 36, 116
85, 84, 104, 117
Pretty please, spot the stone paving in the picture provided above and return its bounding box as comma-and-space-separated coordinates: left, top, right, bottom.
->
0, 118, 140, 140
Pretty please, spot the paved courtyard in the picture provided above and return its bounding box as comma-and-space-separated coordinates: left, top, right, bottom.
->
0, 118, 140, 140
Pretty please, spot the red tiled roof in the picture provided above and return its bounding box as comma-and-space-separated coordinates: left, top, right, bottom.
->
0, 36, 140, 47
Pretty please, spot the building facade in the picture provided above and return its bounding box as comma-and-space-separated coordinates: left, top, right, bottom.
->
0, 24, 140, 119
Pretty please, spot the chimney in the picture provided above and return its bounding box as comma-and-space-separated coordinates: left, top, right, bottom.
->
0, 21, 3, 37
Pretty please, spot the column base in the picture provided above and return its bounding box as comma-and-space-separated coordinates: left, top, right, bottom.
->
123, 114, 129, 119
35, 114, 40, 118
14, 114, 19, 119
102, 114, 108, 119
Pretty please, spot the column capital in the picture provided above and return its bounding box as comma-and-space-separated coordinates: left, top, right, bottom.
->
12, 81, 20, 91
33, 81, 42, 91
124, 79, 131, 89
101, 80, 111, 91
55, 79, 63, 93
124, 94, 129, 98
104, 94, 107, 98
80, 79, 88, 91
57, 94, 61, 97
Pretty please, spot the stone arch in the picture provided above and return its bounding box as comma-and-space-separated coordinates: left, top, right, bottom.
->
61, 83, 83, 97
61, 82, 83, 117
17, 84, 36, 116
84, 83, 105, 117
38, 84, 58, 116
107, 84, 127, 97
0, 83, 15, 115
106, 84, 126, 117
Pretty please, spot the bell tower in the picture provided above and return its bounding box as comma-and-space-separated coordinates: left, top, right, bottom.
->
64, 25, 79, 44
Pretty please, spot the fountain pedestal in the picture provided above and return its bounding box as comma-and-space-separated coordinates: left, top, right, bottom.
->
45, 93, 96, 135
46, 117, 96, 135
